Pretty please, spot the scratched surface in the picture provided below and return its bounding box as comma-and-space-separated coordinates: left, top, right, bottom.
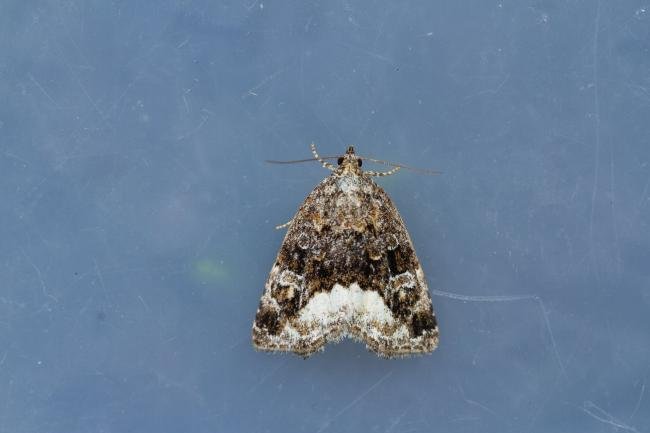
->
1, 1, 649, 432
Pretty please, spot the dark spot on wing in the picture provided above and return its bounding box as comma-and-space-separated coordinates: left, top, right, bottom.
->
255, 307, 281, 335
411, 310, 437, 337
388, 289, 418, 319
387, 249, 399, 274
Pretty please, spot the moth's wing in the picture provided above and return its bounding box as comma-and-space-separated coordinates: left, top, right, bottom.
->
348, 179, 439, 357
252, 176, 339, 357
252, 175, 439, 358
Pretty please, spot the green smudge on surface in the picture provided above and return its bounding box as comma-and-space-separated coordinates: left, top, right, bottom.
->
193, 258, 228, 284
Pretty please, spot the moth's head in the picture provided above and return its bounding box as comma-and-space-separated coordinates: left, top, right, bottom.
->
336, 145, 363, 175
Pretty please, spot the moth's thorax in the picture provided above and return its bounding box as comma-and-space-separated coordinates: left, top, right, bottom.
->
335, 162, 363, 176
334, 173, 363, 194
329, 173, 375, 231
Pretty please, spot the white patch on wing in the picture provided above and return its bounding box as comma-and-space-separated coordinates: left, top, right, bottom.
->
298, 283, 394, 326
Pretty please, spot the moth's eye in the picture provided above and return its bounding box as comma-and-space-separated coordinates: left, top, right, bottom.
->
357, 158, 362, 167
337, 157, 344, 165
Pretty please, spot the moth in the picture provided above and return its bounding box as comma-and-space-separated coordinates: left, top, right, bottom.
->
252, 144, 439, 358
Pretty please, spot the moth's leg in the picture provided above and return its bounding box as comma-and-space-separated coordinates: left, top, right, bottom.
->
366, 166, 401, 177
310, 143, 336, 171
275, 219, 293, 230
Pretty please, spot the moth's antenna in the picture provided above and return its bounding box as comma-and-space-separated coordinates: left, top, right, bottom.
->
265, 144, 338, 166
358, 155, 441, 176
265, 150, 339, 165
310, 143, 336, 171
365, 166, 401, 177
266, 156, 332, 164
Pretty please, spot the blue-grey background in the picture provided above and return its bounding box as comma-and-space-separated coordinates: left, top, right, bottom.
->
1, 1, 649, 432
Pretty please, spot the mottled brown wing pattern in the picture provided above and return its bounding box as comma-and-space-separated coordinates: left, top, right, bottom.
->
252, 147, 439, 358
